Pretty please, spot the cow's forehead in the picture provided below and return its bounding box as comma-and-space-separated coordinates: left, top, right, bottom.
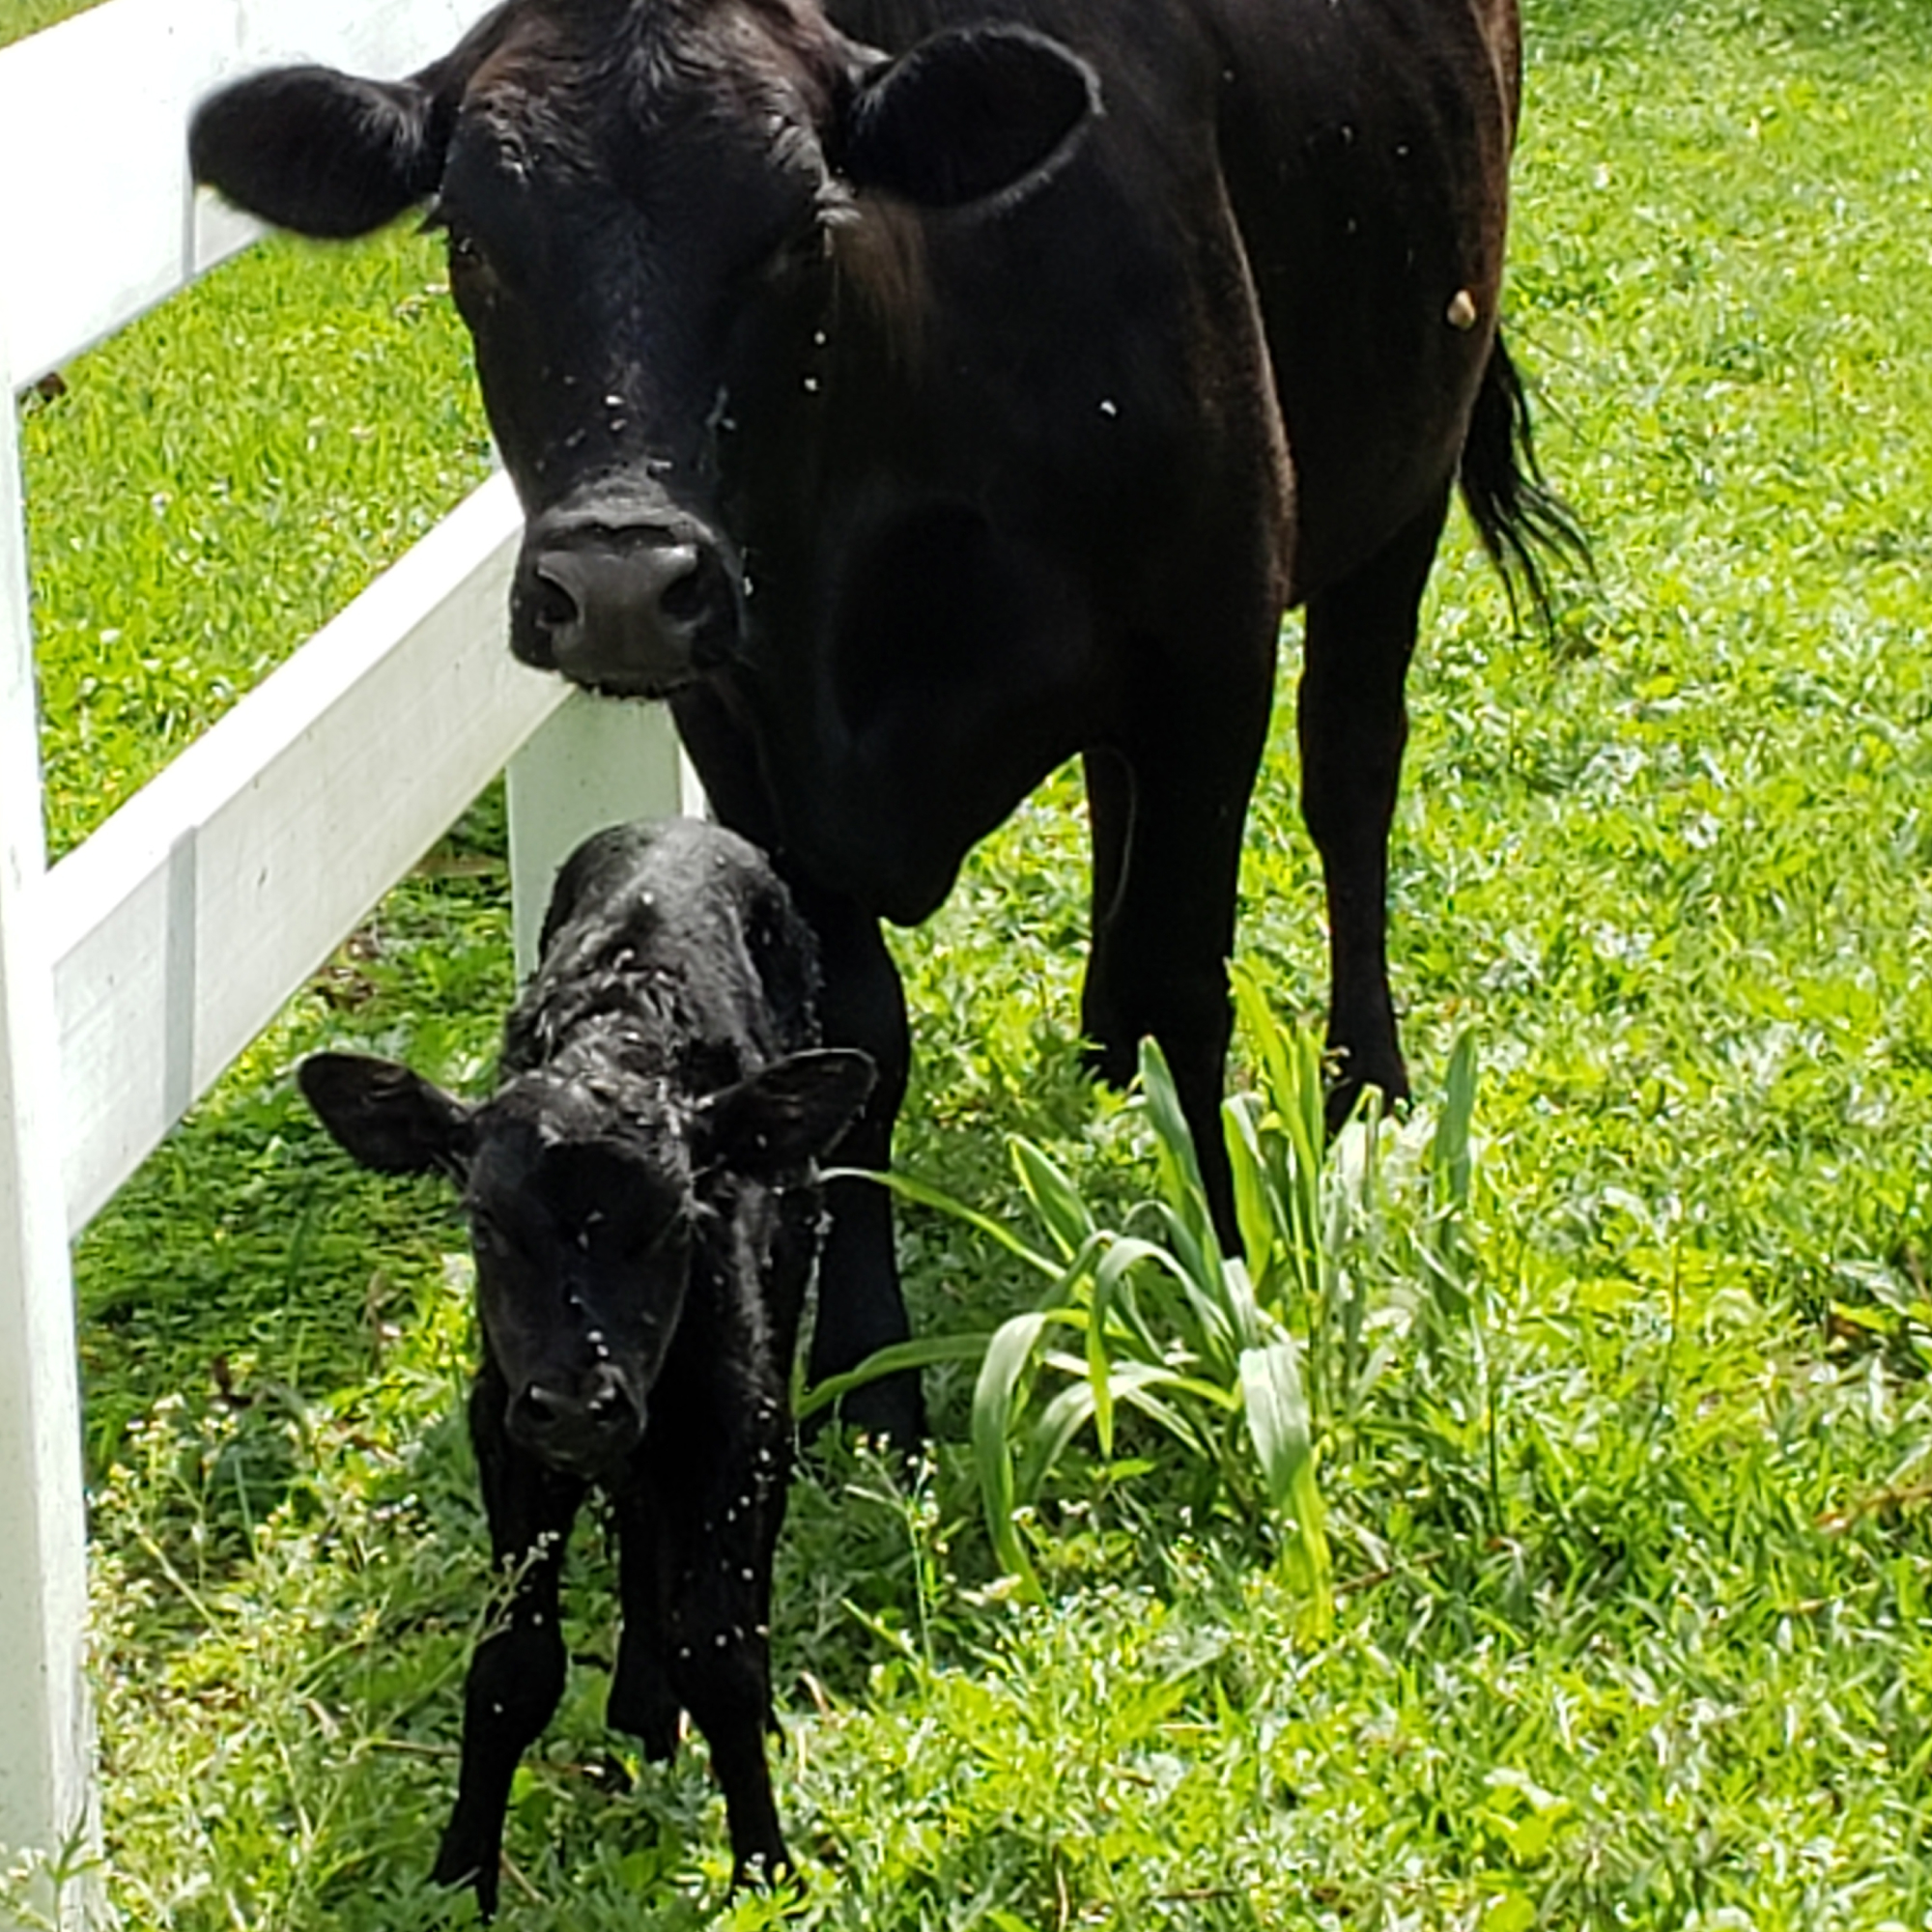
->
455, 0, 844, 143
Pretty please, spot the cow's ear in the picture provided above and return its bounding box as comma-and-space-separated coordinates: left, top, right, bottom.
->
696, 1049, 876, 1179
191, 65, 451, 238
298, 1053, 475, 1178
836, 24, 1100, 210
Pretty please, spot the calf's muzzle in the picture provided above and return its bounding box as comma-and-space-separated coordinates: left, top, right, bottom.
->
508, 1362, 644, 1473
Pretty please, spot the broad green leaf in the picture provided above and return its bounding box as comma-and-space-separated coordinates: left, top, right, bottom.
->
793, 1332, 994, 1422
1138, 1037, 1220, 1276
825, 1165, 1062, 1280
972, 1311, 1073, 1598
1010, 1137, 1097, 1263
1239, 1336, 1331, 1627
1482, 1892, 1536, 1932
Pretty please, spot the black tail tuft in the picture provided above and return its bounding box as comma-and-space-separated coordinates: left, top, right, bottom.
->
1459, 332, 1590, 634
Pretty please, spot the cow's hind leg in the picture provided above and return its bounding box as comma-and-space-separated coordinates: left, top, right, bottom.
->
434, 1366, 584, 1919
1298, 485, 1453, 1128
1080, 628, 1275, 1245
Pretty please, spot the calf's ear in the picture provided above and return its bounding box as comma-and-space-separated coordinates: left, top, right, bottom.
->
190, 66, 450, 239
835, 24, 1100, 210
298, 1053, 474, 1179
696, 1049, 876, 1179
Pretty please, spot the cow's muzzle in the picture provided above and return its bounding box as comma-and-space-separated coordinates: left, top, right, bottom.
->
513, 509, 739, 698
506, 1362, 644, 1475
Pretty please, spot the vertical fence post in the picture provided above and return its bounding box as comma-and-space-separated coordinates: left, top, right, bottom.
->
506, 690, 705, 979
0, 378, 96, 1921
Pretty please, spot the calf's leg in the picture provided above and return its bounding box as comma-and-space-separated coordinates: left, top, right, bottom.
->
631, 1460, 791, 1884
434, 1367, 584, 1919
1298, 486, 1451, 1127
608, 1507, 681, 1764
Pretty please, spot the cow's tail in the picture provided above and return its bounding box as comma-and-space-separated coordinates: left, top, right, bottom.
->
1458, 330, 1589, 633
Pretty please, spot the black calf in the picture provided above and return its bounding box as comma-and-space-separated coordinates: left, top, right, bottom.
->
299, 819, 872, 1916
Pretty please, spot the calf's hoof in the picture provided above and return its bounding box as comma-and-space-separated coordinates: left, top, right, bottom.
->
731, 1844, 796, 1891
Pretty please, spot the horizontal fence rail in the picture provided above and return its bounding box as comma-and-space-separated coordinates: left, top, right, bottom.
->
0, 0, 496, 384
47, 474, 536, 1232
0, 0, 699, 1919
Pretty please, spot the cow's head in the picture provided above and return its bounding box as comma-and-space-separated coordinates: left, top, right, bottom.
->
298, 1044, 873, 1476
191, 0, 1100, 697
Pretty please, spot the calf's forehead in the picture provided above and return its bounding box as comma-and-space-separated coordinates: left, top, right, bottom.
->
467, 1093, 693, 1225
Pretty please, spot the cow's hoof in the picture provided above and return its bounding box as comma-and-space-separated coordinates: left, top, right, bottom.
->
1322, 1065, 1408, 1139
1080, 1033, 1138, 1091
431, 1839, 498, 1922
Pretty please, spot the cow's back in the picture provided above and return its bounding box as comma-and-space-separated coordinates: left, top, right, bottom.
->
824, 0, 1520, 601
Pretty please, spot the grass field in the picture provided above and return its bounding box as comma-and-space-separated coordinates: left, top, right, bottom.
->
8, 0, 1932, 1924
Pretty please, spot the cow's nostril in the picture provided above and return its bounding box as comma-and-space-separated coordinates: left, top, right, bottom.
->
533, 570, 580, 633
658, 564, 707, 624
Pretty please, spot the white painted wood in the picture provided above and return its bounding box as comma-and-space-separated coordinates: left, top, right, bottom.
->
508, 696, 709, 979
0, 0, 500, 386
0, 6, 694, 1904
0, 339, 94, 1929
45, 472, 567, 1235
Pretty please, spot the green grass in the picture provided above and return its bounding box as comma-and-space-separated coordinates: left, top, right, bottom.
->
10, 0, 1932, 1923
20, 223, 492, 860
0, 0, 102, 48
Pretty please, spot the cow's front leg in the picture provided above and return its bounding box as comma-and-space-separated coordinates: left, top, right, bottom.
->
674, 683, 920, 1443
1298, 487, 1450, 1128
783, 875, 922, 1444
433, 1364, 584, 1919
1081, 633, 1275, 1246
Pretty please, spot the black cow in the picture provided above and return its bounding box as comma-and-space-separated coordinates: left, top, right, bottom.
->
299, 819, 872, 1915
197, 0, 1576, 1444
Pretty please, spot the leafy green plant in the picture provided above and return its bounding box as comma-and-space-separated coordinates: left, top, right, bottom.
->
827, 980, 1487, 1629
952, 1026, 1333, 1616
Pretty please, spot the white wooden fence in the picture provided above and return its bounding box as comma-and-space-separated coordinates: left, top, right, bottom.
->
0, 3, 697, 1921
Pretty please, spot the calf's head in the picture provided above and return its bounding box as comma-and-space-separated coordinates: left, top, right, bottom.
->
191, 0, 1101, 697
299, 1045, 873, 1477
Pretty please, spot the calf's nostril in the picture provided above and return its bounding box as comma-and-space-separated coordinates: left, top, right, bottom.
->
516, 1385, 565, 1432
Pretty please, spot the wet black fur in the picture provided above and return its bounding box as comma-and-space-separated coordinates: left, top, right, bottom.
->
299, 820, 871, 1915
